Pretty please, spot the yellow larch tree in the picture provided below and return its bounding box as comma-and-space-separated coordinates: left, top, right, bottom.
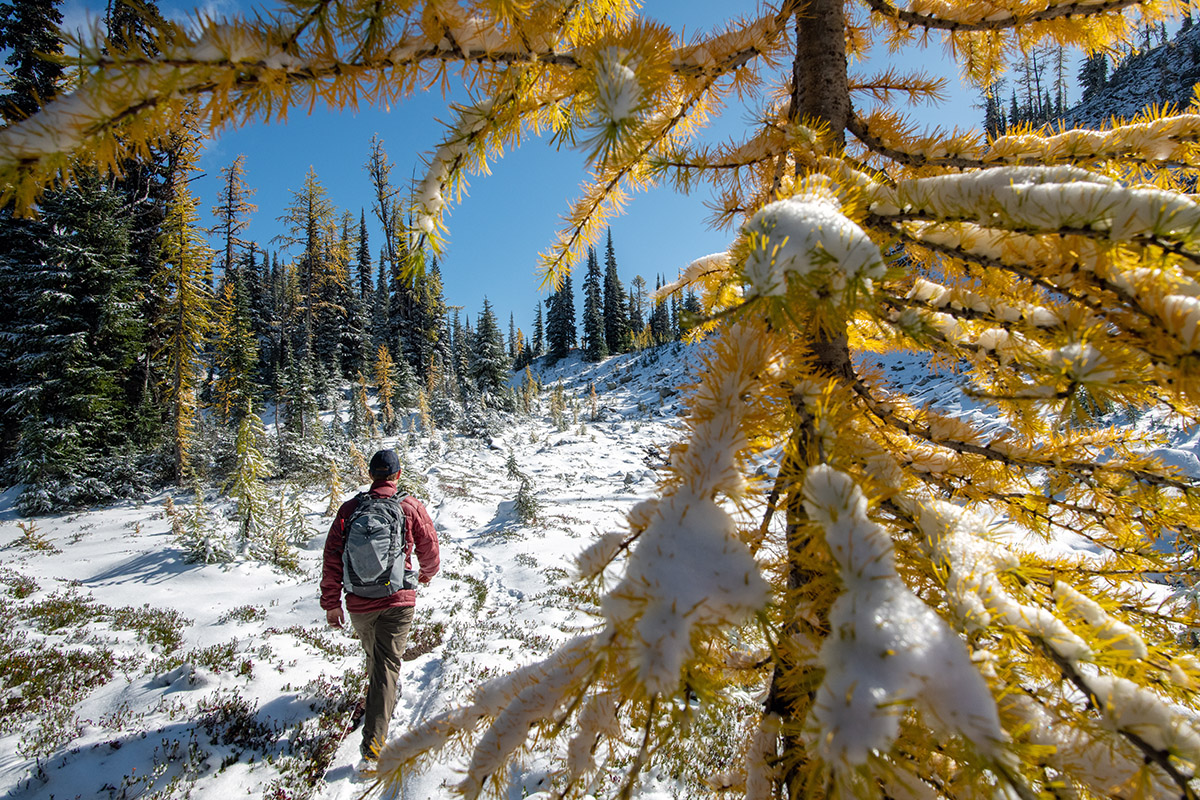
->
8, 0, 1200, 798
153, 134, 213, 484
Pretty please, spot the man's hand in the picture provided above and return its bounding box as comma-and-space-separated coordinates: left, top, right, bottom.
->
326, 607, 345, 628
418, 573, 432, 585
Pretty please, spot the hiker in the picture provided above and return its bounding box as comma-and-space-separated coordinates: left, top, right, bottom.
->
320, 448, 440, 764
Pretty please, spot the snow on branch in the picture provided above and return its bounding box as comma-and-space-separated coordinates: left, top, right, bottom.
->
374, 633, 599, 793
602, 321, 773, 694
742, 175, 884, 304
988, 114, 1200, 166
802, 465, 1005, 766
868, 166, 1200, 249
864, 0, 1143, 32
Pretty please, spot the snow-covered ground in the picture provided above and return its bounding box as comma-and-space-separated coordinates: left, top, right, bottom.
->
0, 345, 697, 800
4, 341, 1200, 800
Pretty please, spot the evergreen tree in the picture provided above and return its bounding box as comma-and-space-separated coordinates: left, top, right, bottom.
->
0, 0, 64, 122
10, 174, 140, 510
508, 313, 517, 362
393, 343, 418, 409
224, 402, 272, 555
280, 343, 319, 447
680, 289, 702, 336
0, 0, 65, 465
602, 228, 630, 354
407, 254, 448, 379
273, 166, 341, 376
212, 272, 261, 425
372, 257, 390, 348
582, 245, 607, 361
545, 270, 575, 362
105, 0, 174, 412
532, 301, 545, 358
448, 308, 471, 399
648, 274, 670, 344
469, 298, 508, 396
1079, 52, 1109, 101
341, 211, 374, 380
349, 371, 379, 442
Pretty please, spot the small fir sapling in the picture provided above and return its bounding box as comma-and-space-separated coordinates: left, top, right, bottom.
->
177, 486, 230, 564
514, 476, 540, 525
224, 405, 272, 555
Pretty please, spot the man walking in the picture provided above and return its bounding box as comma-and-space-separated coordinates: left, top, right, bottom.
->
321, 448, 440, 763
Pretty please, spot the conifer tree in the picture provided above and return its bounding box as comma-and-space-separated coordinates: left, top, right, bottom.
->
602, 228, 630, 354
224, 401, 271, 555
16, 3, 1200, 798
409, 254, 448, 379
212, 273, 260, 424
1079, 52, 1109, 101
9, 173, 142, 511
532, 301, 545, 359
648, 274, 670, 344
582, 245, 608, 361
0, 0, 64, 463
372, 258, 390, 349
342, 209, 375, 378
448, 308, 471, 399
508, 313, 517, 362
470, 298, 508, 396
154, 139, 213, 483
349, 371, 380, 443
545, 269, 575, 363
274, 166, 342, 377
356, 210, 373, 302
0, 0, 63, 123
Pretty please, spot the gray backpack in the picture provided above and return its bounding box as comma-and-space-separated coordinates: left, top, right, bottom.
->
342, 493, 417, 598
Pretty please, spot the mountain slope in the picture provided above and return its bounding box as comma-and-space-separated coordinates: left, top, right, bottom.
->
0, 345, 695, 800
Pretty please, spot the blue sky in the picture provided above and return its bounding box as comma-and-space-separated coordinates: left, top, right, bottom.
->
67, 0, 986, 335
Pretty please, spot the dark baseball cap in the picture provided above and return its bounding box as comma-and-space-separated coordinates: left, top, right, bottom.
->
369, 449, 402, 478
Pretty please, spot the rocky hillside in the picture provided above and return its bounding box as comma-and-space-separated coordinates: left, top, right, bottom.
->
1065, 22, 1200, 126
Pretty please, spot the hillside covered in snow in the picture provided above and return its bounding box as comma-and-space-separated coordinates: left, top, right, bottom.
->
0, 345, 699, 800
4, 339, 1200, 800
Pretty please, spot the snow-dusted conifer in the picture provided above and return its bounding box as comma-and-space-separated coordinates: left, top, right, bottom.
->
212, 274, 260, 424
176, 485, 229, 564
224, 402, 271, 555
545, 270, 575, 362
602, 228, 630, 354
349, 372, 380, 443
469, 298, 508, 396
582, 246, 607, 361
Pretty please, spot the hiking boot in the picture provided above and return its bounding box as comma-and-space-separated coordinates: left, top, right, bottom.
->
349, 698, 367, 731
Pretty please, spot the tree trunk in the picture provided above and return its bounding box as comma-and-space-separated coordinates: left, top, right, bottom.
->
766, 2, 855, 795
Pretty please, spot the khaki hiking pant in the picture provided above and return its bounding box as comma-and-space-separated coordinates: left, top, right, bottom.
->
351, 604, 415, 758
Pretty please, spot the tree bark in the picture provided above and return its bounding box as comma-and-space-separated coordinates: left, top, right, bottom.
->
765, 2, 854, 796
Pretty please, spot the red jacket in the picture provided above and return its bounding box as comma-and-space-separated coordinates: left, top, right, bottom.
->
320, 480, 440, 614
